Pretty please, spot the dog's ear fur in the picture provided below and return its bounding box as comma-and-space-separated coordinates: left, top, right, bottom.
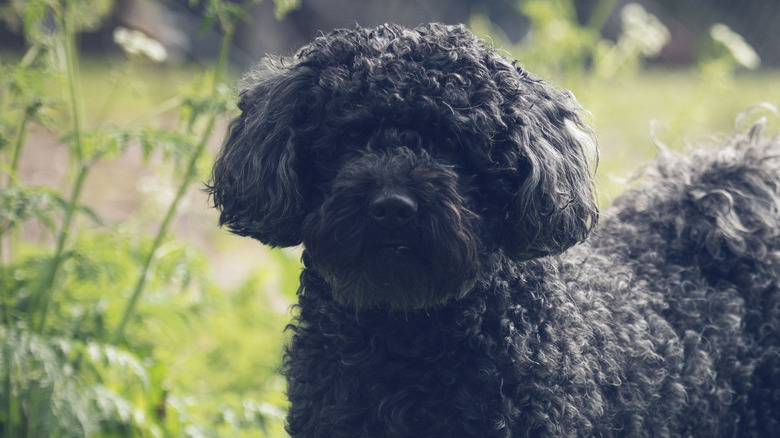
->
483, 61, 599, 261
207, 61, 314, 247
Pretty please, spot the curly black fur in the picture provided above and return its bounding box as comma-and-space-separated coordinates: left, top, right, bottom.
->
207, 23, 780, 437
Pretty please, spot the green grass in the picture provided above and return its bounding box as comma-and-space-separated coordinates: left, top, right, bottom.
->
572, 69, 780, 203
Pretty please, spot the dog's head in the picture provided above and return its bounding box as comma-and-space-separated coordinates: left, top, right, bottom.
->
208, 23, 598, 310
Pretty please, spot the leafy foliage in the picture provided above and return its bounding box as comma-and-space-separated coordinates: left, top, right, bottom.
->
1, 328, 161, 436
0, 186, 68, 234
1, 0, 300, 436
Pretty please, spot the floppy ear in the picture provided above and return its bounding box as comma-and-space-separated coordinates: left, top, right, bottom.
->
207, 62, 317, 247
488, 68, 599, 261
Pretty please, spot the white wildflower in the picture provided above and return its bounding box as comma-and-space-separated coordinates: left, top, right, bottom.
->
619, 3, 670, 57
113, 27, 168, 63
710, 23, 761, 69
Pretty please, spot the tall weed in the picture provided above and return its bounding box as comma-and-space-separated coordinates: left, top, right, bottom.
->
0, 0, 298, 436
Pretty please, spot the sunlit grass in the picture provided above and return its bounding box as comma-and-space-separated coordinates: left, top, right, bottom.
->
573, 68, 780, 203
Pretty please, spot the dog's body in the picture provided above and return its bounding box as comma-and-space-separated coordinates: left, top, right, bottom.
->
209, 23, 780, 437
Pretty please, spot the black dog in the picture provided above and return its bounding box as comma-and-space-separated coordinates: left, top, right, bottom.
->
208, 23, 780, 437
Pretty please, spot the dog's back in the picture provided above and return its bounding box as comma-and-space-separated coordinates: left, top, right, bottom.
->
574, 122, 780, 435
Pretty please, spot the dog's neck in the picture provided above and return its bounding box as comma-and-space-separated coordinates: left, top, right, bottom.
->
296, 249, 553, 325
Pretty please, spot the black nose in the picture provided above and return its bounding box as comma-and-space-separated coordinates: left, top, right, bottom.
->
369, 192, 418, 228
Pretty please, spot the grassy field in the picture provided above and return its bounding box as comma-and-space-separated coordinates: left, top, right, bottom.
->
574, 69, 780, 202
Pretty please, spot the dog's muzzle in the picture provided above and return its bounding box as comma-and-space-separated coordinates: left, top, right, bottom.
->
301, 148, 482, 311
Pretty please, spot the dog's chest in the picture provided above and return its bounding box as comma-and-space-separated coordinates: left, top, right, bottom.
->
286, 291, 522, 436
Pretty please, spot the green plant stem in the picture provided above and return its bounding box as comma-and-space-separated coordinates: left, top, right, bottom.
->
10, 111, 30, 176
32, 13, 87, 333
112, 26, 236, 344
2, 334, 14, 438
62, 18, 85, 163
33, 165, 89, 332
112, 117, 217, 343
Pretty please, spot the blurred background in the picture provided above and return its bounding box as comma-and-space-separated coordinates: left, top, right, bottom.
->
4, 0, 780, 68
1, 0, 779, 436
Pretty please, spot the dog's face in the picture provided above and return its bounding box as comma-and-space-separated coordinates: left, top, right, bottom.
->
208, 23, 598, 311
